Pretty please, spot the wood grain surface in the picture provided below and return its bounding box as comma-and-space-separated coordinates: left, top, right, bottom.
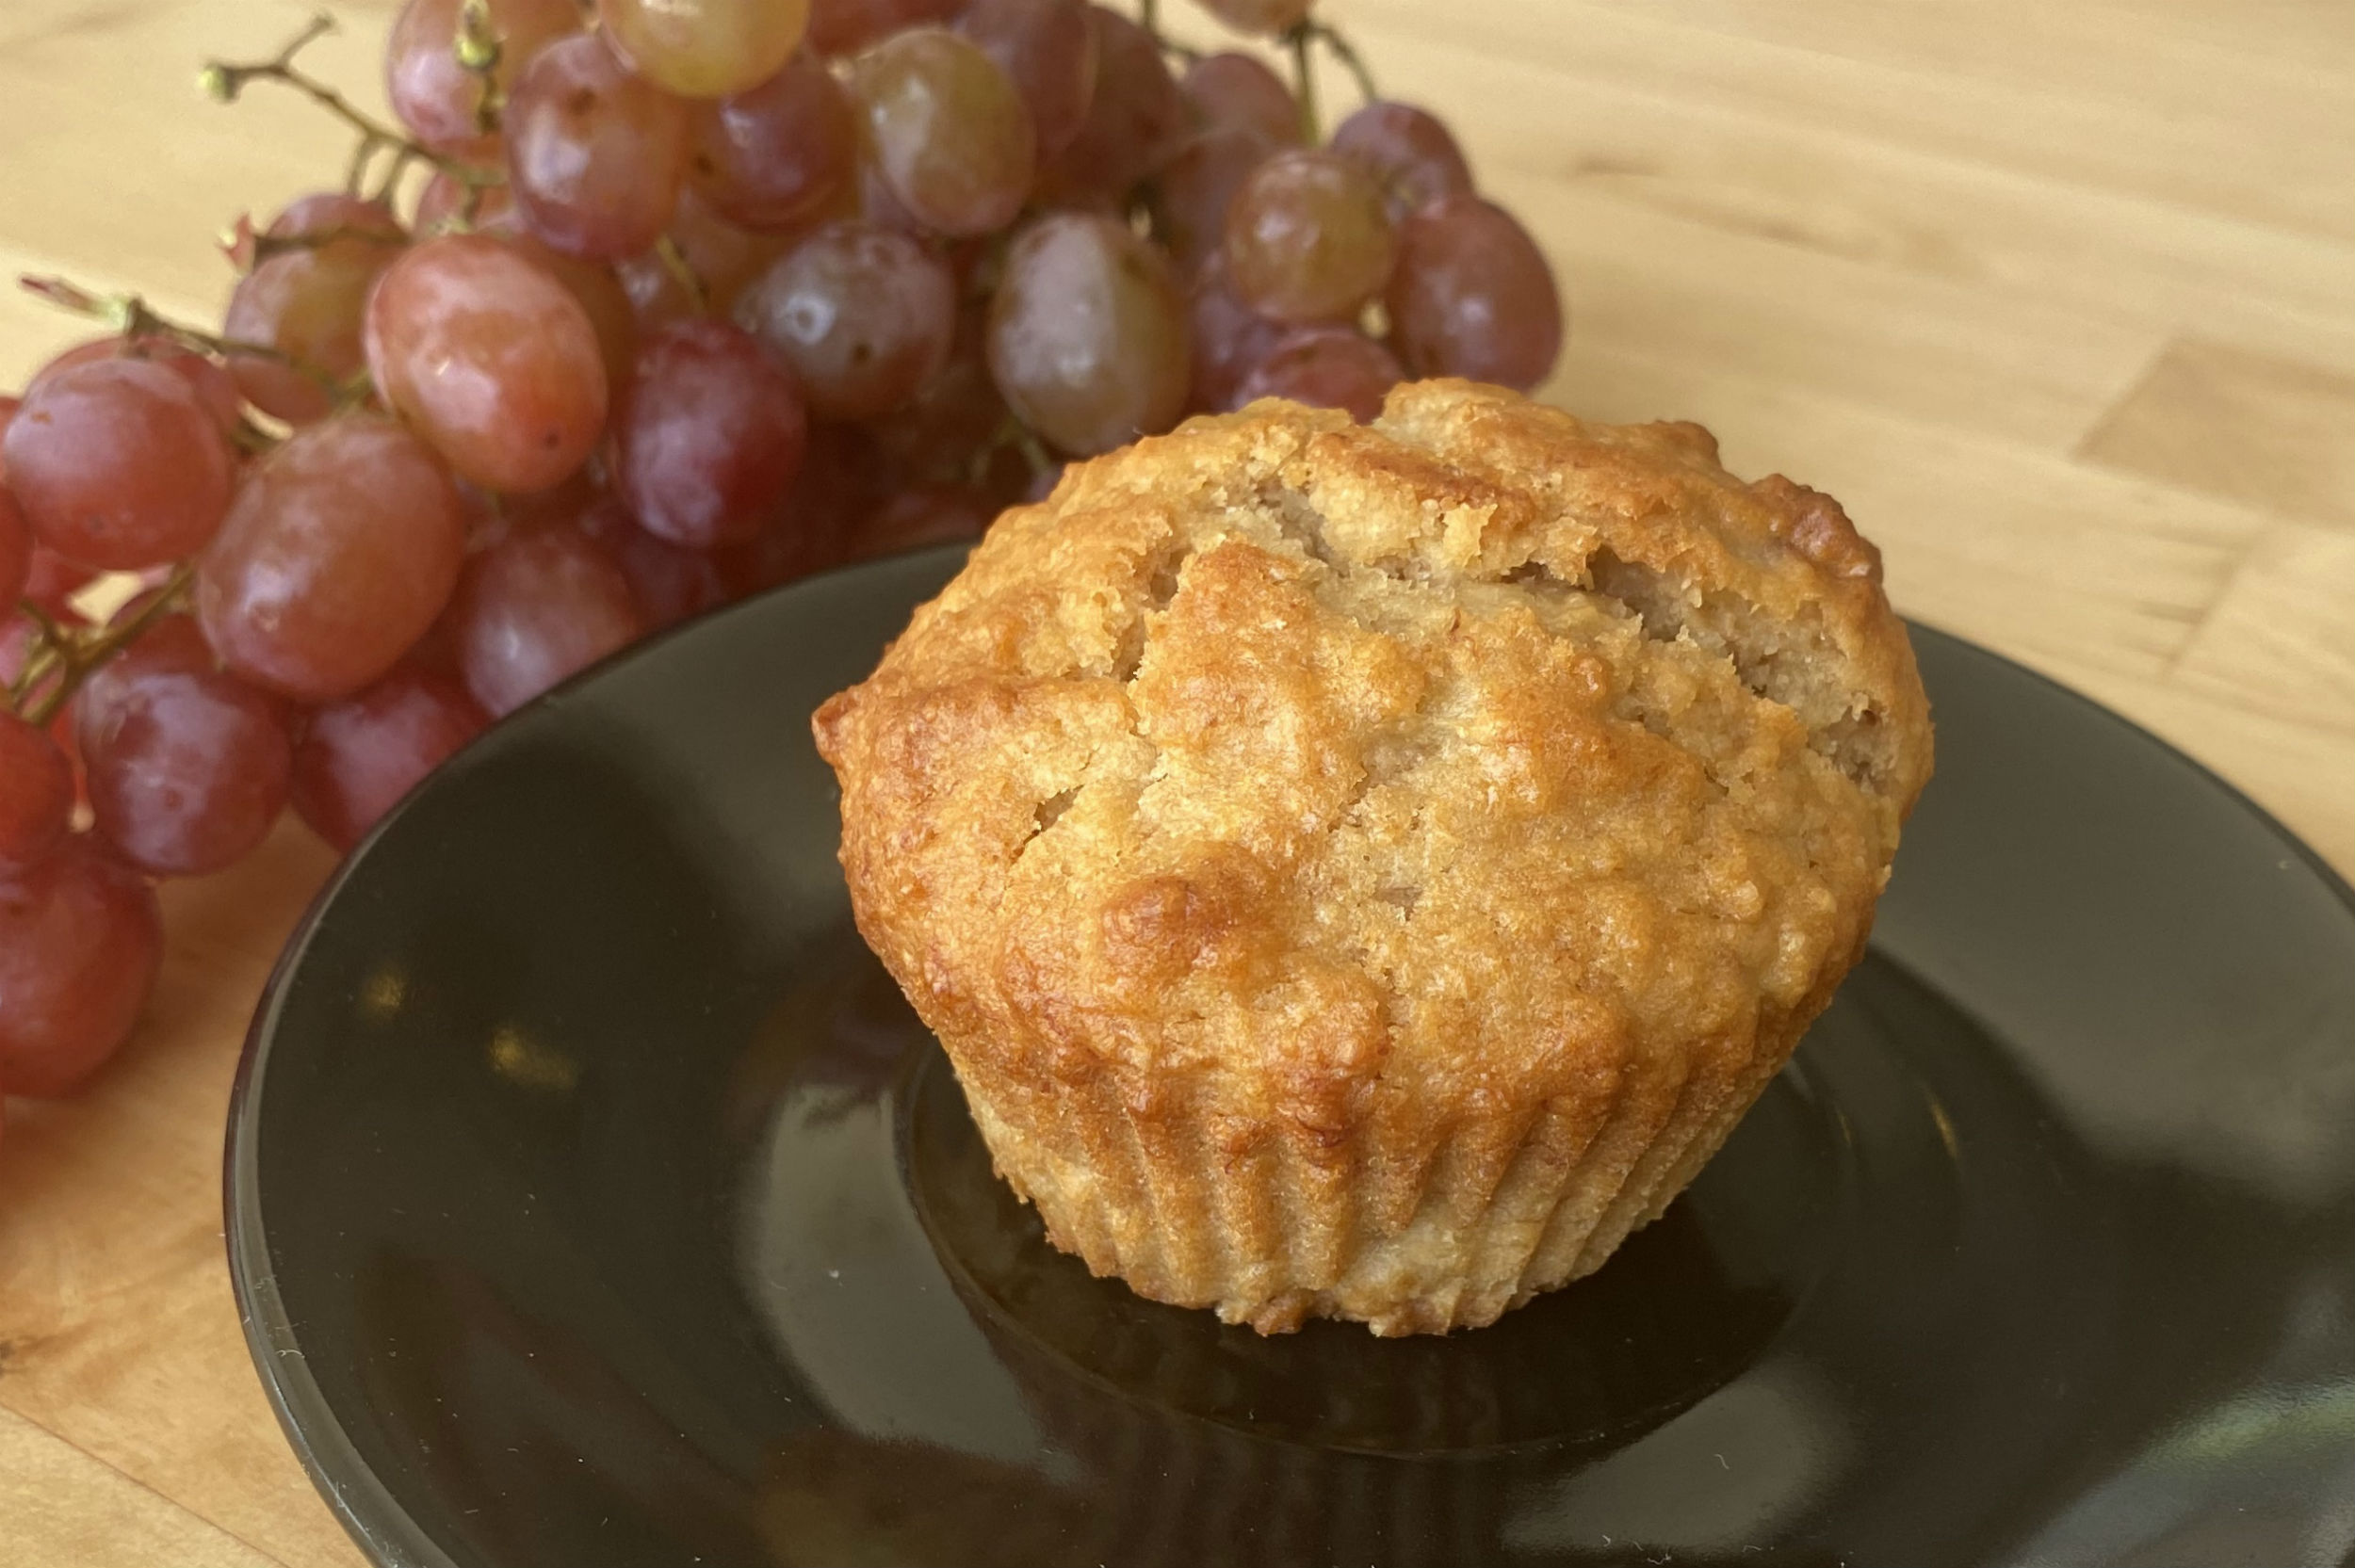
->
2, 2, 2350, 1563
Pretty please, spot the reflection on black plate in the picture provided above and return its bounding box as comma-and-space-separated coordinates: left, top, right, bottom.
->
227, 548, 2355, 1568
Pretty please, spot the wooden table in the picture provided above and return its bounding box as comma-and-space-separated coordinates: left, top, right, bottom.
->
1, 1, 2349, 1562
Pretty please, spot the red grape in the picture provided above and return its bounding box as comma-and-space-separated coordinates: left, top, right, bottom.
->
1153, 124, 1278, 275
854, 157, 932, 236
735, 221, 956, 420
618, 190, 794, 328
83, 660, 292, 879
572, 495, 730, 629
3, 359, 236, 571
1024, 461, 1066, 502
988, 212, 1191, 456
262, 190, 405, 249
75, 611, 213, 745
18, 551, 97, 615
1387, 194, 1564, 391
1224, 148, 1395, 324
161, 356, 252, 440
506, 33, 691, 261
969, 441, 1040, 509
615, 319, 808, 550
449, 524, 647, 717
0, 839, 164, 1098
29, 339, 246, 440
1041, 8, 1186, 202
808, 0, 961, 57
1188, 252, 1286, 412
414, 168, 512, 232
1183, 52, 1300, 145
365, 233, 610, 493
386, 0, 582, 155
715, 425, 872, 596
482, 223, 643, 404
225, 194, 407, 425
0, 711, 73, 871
292, 667, 487, 851
665, 186, 803, 303
487, 469, 605, 539
687, 51, 856, 232
0, 484, 29, 606
196, 417, 468, 703
868, 319, 1010, 476
848, 484, 991, 562
5, 605, 92, 751
598, 0, 811, 100
1231, 325, 1402, 420
1330, 102, 1474, 222
1196, 0, 1314, 35
956, 0, 1098, 159
848, 29, 1038, 239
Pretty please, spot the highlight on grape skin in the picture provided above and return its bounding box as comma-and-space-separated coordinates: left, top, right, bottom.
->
0, 0, 1565, 1103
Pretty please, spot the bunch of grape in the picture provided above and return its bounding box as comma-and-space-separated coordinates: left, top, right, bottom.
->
0, 0, 1561, 1130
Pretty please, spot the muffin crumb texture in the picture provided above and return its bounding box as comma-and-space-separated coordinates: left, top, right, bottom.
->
817, 380, 1932, 1335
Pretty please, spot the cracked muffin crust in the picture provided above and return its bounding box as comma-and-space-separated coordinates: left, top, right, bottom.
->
815, 380, 1933, 1335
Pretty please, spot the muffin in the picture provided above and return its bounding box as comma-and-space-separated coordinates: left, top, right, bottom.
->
815, 380, 1933, 1335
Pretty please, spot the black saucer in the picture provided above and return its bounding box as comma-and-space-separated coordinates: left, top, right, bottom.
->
226, 547, 2355, 1567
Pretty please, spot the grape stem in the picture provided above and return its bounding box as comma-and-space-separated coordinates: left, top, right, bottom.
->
1015, 430, 1056, 484
222, 212, 390, 274
230, 416, 286, 456
201, 14, 505, 198
1303, 21, 1380, 105
978, 413, 1057, 488
19, 274, 346, 399
456, 0, 506, 140
8, 600, 69, 710
252, 224, 404, 266
1288, 24, 1320, 144
1135, 0, 1203, 65
10, 564, 197, 729
368, 144, 427, 208
1281, 18, 1382, 143
655, 236, 711, 317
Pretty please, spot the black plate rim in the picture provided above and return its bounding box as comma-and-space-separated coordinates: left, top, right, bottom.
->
219, 545, 2355, 1568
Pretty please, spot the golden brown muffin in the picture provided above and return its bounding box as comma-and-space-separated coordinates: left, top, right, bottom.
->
815, 380, 1932, 1335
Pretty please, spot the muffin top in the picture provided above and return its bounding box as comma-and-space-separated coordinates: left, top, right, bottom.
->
816, 381, 1931, 1142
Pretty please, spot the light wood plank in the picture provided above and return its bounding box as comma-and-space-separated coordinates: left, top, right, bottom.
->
1547, 344, 2265, 686
1493, 163, 2162, 454
2019, 649, 2355, 881
2079, 339, 2355, 530
0, 0, 398, 385
1, 0, 2350, 1558
2173, 525, 2355, 735
0, 1407, 285, 1568
0, 824, 364, 1568
1348, 34, 2355, 372
1342, 0, 2355, 243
